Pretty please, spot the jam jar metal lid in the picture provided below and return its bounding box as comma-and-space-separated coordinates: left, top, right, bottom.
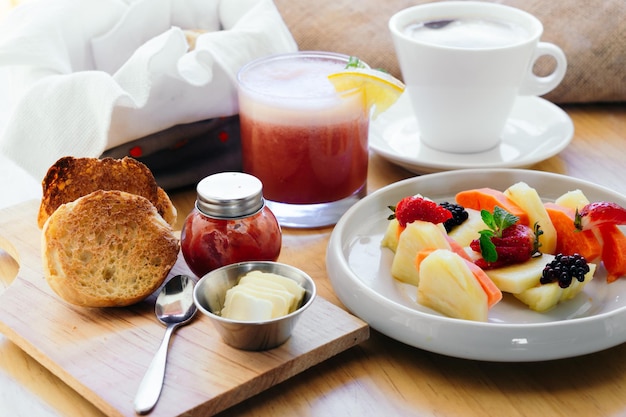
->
195, 172, 264, 218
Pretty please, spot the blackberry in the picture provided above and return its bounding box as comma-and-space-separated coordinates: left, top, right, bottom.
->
540, 253, 590, 288
439, 202, 469, 232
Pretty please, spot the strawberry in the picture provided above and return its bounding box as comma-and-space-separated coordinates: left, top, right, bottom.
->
575, 201, 626, 231
471, 223, 538, 269
388, 195, 452, 227
470, 206, 541, 269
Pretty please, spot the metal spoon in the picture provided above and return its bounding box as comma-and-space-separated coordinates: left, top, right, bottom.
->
134, 275, 197, 415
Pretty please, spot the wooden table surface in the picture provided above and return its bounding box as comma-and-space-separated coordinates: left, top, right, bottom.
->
1, 103, 625, 417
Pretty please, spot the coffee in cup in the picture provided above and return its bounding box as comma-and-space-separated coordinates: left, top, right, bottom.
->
389, 1, 567, 153
404, 18, 530, 49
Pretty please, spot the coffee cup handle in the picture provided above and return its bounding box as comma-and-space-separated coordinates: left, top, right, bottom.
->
519, 42, 567, 96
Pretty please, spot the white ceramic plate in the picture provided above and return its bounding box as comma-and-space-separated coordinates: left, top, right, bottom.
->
369, 95, 574, 174
326, 169, 626, 362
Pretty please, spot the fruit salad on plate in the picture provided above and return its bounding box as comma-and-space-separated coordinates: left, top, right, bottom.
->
381, 181, 626, 322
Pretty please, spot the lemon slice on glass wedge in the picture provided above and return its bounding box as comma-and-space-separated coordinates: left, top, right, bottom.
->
328, 68, 405, 119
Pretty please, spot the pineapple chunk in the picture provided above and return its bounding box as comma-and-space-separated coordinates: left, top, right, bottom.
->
485, 254, 555, 294
447, 208, 486, 247
513, 263, 596, 312
560, 262, 596, 301
513, 283, 562, 312
504, 182, 557, 254
381, 218, 401, 252
554, 189, 590, 211
417, 249, 488, 321
391, 221, 450, 286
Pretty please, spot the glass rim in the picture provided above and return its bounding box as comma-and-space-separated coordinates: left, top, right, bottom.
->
236, 50, 370, 100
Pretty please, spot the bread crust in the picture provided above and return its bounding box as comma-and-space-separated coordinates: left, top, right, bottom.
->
41, 190, 180, 307
37, 156, 176, 228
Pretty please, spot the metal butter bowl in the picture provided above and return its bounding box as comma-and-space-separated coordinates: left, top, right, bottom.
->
193, 261, 317, 350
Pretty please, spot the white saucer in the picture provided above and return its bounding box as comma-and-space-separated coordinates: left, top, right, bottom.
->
370, 94, 574, 174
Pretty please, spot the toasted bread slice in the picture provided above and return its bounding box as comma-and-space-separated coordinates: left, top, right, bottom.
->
37, 156, 176, 228
41, 190, 180, 307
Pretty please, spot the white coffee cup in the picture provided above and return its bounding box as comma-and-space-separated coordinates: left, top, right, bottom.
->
389, 1, 567, 153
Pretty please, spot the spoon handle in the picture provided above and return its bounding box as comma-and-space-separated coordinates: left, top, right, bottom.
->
134, 324, 177, 414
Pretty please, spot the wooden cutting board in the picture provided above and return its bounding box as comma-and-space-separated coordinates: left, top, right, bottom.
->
0, 200, 369, 416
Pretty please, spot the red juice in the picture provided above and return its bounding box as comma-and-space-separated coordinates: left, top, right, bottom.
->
240, 113, 368, 204
238, 53, 369, 206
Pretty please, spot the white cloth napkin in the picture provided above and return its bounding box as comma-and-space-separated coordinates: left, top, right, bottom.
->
0, 0, 297, 180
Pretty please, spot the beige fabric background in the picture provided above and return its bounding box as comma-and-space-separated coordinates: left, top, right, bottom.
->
274, 0, 625, 104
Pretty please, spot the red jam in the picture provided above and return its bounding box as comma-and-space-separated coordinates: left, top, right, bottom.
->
180, 173, 281, 278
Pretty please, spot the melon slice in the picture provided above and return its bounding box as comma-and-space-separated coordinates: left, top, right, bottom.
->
391, 221, 450, 286
513, 283, 562, 312
381, 218, 401, 252
514, 263, 596, 312
504, 182, 557, 254
555, 189, 590, 211
417, 249, 489, 321
447, 208, 486, 247
485, 254, 555, 294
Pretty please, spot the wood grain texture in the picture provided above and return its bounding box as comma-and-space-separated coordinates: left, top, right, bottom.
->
1, 103, 625, 417
0, 202, 368, 417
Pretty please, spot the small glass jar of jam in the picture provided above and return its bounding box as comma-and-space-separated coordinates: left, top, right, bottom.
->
181, 172, 282, 278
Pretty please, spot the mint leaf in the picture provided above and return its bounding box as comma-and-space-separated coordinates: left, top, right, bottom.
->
492, 206, 518, 236
477, 206, 519, 262
478, 230, 497, 262
346, 56, 366, 69
481, 206, 518, 238
481, 209, 497, 231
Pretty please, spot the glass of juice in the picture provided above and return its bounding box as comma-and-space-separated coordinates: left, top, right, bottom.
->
237, 51, 369, 228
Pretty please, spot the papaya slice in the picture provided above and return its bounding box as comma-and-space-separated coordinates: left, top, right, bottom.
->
544, 202, 602, 262
445, 235, 473, 262
455, 188, 529, 226
597, 224, 626, 283
464, 260, 503, 308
